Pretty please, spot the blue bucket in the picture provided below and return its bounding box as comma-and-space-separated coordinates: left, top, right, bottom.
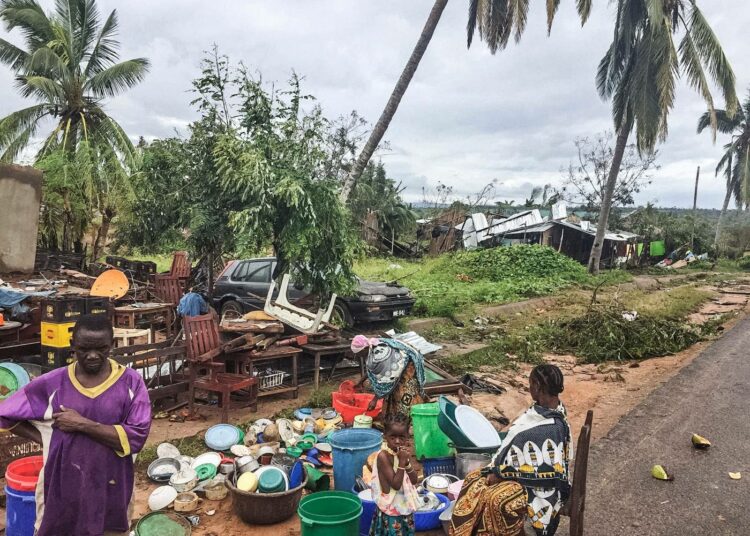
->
352, 487, 377, 536
5, 486, 36, 536
329, 428, 382, 492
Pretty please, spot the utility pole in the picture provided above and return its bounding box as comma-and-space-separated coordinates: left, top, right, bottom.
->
691, 166, 700, 250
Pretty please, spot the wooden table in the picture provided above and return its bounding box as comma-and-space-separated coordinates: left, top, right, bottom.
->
301, 341, 359, 390
114, 304, 174, 340
238, 346, 301, 401
0, 321, 23, 343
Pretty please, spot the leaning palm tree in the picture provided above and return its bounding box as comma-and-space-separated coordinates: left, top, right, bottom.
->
697, 92, 750, 249
340, 0, 593, 203
0, 0, 149, 162
588, 0, 737, 273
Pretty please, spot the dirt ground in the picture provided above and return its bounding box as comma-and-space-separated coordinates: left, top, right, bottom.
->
3, 283, 747, 535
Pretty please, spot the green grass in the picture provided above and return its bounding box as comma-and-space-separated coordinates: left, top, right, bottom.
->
355, 246, 633, 318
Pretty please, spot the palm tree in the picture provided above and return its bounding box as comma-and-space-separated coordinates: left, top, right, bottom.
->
0, 0, 149, 162
588, 0, 737, 273
340, 0, 593, 203
697, 92, 750, 249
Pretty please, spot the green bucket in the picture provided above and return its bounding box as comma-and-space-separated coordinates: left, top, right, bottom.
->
298, 491, 362, 536
412, 402, 454, 460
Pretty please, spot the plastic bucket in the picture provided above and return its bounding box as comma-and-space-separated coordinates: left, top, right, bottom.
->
352, 488, 377, 536
298, 491, 362, 536
353, 415, 372, 428
5, 486, 36, 536
329, 429, 382, 492
412, 403, 454, 460
6, 456, 43, 493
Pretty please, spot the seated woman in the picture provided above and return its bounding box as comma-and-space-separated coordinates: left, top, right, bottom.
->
450, 364, 572, 536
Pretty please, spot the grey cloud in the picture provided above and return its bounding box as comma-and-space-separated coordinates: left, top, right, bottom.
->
1, 0, 748, 208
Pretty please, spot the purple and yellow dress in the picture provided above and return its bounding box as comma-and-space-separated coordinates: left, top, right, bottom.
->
0, 359, 151, 536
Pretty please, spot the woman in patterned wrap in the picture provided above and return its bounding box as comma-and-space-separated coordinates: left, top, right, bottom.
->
450, 364, 572, 536
351, 336, 429, 421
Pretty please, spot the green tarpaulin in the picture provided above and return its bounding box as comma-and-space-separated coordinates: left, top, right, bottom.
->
637, 241, 666, 257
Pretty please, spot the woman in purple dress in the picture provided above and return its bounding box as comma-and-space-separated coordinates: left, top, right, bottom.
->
0, 314, 152, 536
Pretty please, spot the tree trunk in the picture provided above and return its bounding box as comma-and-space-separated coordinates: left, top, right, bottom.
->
588, 123, 632, 274
207, 252, 214, 300
91, 209, 113, 262
714, 184, 732, 252
339, 0, 449, 203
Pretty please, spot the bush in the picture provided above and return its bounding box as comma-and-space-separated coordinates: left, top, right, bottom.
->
450, 245, 588, 282
737, 256, 750, 271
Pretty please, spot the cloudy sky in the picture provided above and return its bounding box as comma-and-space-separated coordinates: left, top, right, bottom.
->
2, 1, 749, 208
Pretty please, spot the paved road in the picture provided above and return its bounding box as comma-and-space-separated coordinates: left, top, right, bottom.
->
584, 314, 750, 535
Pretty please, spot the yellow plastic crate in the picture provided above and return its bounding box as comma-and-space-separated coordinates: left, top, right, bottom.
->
40, 322, 75, 348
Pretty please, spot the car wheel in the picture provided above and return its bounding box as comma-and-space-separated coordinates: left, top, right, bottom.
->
331, 300, 354, 328
220, 300, 244, 319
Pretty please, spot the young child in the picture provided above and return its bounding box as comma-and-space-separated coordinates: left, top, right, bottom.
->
369, 414, 420, 536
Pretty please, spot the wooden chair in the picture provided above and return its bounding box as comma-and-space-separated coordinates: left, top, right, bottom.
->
184, 314, 257, 422
169, 251, 191, 280
153, 275, 184, 306
561, 409, 593, 536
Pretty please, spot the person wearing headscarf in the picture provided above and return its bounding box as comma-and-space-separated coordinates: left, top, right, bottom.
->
450, 364, 572, 536
351, 336, 429, 421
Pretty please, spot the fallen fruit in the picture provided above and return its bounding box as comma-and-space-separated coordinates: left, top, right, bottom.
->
691, 433, 711, 449
651, 465, 674, 481
728, 472, 741, 480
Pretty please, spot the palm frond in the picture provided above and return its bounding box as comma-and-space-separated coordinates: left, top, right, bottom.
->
510, 0, 529, 43
0, 0, 53, 50
83, 57, 149, 97
84, 8, 118, 76
697, 108, 739, 134
26, 46, 68, 77
0, 37, 29, 69
16, 74, 65, 102
466, 0, 479, 47
576, 0, 592, 26
688, 3, 738, 116
546, 0, 560, 35
0, 103, 49, 161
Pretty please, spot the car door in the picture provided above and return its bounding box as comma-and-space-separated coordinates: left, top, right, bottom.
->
231, 260, 273, 307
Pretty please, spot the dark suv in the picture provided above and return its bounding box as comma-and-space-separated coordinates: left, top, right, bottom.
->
212, 258, 415, 327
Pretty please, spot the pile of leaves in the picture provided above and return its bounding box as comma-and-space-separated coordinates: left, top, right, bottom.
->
544, 304, 709, 363
450, 245, 588, 282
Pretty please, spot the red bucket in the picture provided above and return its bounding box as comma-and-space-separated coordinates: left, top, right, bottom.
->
6, 455, 43, 492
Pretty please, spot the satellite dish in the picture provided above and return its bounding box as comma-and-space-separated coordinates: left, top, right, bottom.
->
90, 269, 129, 299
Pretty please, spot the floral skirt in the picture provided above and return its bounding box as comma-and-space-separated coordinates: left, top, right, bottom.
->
449, 470, 527, 536
369, 509, 415, 536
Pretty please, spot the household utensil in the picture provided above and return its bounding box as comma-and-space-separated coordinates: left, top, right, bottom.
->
156, 442, 181, 459
236, 455, 259, 474
169, 468, 198, 492
191, 452, 222, 469
205, 424, 241, 451
455, 453, 491, 479
148, 486, 178, 511
454, 405, 499, 448
173, 492, 199, 513
147, 458, 181, 483
237, 471, 259, 493
204, 482, 228, 501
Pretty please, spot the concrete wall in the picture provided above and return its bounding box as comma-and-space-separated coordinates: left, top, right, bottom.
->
0, 164, 42, 273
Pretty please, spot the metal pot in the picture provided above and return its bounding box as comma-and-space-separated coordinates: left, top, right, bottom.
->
219, 461, 235, 476
236, 456, 259, 474
456, 453, 491, 480
170, 468, 198, 492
